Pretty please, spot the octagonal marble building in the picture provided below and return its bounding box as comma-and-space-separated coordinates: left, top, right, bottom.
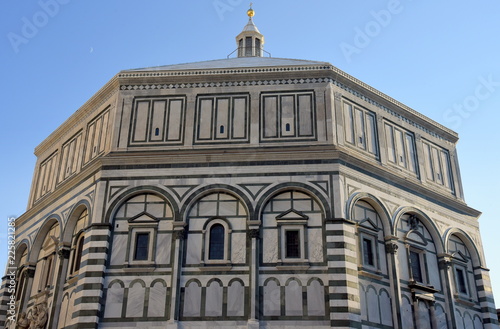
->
2, 9, 498, 329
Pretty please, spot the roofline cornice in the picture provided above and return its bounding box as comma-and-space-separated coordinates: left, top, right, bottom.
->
34, 75, 120, 157
327, 65, 458, 142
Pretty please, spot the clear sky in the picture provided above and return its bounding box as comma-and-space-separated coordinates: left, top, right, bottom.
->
1, 0, 499, 303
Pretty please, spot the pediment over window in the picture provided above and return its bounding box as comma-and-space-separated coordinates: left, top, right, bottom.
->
452, 250, 468, 263
276, 209, 309, 222
358, 218, 380, 232
405, 230, 427, 246
127, 212, 159, 223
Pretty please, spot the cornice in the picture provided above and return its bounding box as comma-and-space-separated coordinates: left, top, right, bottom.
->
117, 64, 332, 78
97, 146, 479, 218
34, 76, 120, 157
326, 65, 458, 142
16, 159, 103, 227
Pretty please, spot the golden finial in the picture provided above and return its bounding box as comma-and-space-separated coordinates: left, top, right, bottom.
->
247, 3, 255, 17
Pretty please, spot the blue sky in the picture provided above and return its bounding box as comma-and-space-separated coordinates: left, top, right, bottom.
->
1, 0, 499, 302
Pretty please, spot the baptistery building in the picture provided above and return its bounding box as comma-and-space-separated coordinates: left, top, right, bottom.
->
1, 8, 498, 329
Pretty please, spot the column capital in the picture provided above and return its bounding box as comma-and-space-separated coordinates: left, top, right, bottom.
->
57, 245, 71, 260
173, 229, 186, 240
438, 254, 453, 270
385, 242, 399, 254
24, 267, 36, 279
248, 229, 260, 240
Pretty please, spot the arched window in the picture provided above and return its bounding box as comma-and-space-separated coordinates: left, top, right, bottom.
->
189, 192, 245, 266
72, 235, 84, 273
42, 257, 53, 289
36, 222, 60, 292
16, 248, 28, 302
449, 234, 477, 301
209, 224, 225, 260
70, 209, 88, 275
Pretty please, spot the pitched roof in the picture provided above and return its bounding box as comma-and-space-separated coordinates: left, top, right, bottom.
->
123, 57, 331, 72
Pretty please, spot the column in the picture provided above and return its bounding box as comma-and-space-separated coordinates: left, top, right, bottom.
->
247, 227, 260, 329
438, 255, 456, 328
385, 237, 402, 329
474, 266, 499, 328
325, 218, 362, 328
48, 245, 70, 329
71, 223, 111, 329
167, 223, 186, 329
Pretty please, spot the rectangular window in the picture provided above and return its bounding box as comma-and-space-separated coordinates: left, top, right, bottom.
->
285, 230, 301, 258
423, 142, 434, 180
385, 124, 396, 162
344, 103, 355, 144
455, 268, 468, 295
134, 233, 150, 261
261, 91, 316, 141
384, 121, 418, 174
245, 37, 252, 56
405, 134, 417, 173
343, 100, 378, 156
35, 152, 58, 201
196, 94, 249, 143
409, 250, 423, 283
422, 140, 454, 190
84, 109, 110, 164
362, 237, 375, 267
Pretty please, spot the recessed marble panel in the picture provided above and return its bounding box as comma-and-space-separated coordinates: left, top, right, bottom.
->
185, 233, 202, 264
285, 280, 303, 316
417, 300, 431, 329
227, 281, 244, 317
231, 233, 246, 264
205, 281, 223, 317
367, 287, 380, 323
126, 282, 145, 318
156, 233, 171, 265
183, 282, 201, 317
104, 283, 124, 318
308, 228, 323, 263
148, 281, 166, 317
307, 280, 325, 316
380, 290, 392, 326
263, 280, 280, 316
401, 297, 415, 329
262, 230, 278, 263
110, 235, 127, 265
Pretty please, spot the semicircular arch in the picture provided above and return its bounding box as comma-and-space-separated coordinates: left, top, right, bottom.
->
393, 206, 444, 254
28, 215, 62, 263
444, 227, 483, 267
180, 184, 253, 224
104, 186, 178, 224
255, 182, 331, 220
346, 192, 393, 236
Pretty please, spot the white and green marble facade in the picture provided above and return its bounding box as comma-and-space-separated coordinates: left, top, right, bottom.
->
1, 55, 498, 329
